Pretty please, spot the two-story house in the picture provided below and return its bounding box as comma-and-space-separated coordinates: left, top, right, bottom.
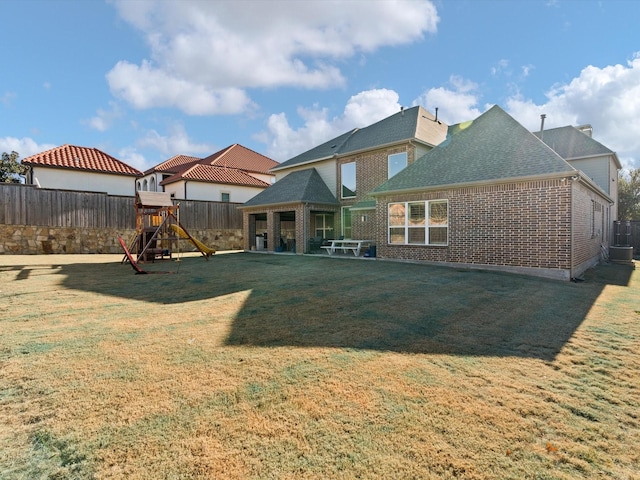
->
137, 144, 279, 203
240, 106, 447, 252
242, 105, 619, 280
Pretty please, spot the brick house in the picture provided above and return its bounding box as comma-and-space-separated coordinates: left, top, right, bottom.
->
240, 106, 447, 252
137, 144, 278, 203
241, 105, 617, 280
21, 144, 142, 196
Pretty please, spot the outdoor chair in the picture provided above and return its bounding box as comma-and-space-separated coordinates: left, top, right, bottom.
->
308, 236, 323, 253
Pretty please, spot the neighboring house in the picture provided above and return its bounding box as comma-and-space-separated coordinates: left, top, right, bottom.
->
137, 144, 278, 203
241, 106, 448, 252
21, 144, 142, 196
242, 105, 618, 280
138, 154, 200, 193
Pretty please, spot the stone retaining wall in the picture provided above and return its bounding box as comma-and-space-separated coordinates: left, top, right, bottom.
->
0, 225, 243, 255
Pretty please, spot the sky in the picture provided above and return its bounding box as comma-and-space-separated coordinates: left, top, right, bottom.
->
1, 0, 639, 173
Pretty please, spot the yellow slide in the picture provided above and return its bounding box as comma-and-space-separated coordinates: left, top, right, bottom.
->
170, 224, 216, 257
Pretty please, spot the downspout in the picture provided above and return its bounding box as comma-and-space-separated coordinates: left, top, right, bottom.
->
570, 179, 574, 280
184, 181, 188, 200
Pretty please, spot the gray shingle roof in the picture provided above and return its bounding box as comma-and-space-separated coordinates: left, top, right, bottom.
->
241, 168, 338, 208
273, 106, 447, 171
373, 105, 576, 194
534, 126, 617, 162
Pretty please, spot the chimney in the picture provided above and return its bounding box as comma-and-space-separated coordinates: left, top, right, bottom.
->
540, 114, 546, 141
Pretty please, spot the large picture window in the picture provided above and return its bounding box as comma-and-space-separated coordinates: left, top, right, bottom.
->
388, 200, 448, 245
388, 152, 408, 179
341, 162, 356, 198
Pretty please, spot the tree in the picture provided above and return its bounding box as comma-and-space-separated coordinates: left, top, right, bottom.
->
1, 151, 28, 183
617, 168, 640, 220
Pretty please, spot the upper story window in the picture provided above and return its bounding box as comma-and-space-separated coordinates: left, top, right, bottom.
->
388, 152, 408, 179
341, 162, 356, 198
221, 192, 230, 202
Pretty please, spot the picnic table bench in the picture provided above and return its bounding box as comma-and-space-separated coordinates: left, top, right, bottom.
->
321, 239, 372, 256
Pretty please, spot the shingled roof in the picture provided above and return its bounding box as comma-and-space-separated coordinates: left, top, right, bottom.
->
373, 105, 576, 195
21, 144, 142, 176
273, 106, 448, 171
160, 164, 269, 188
534, 126, 621, 168
241, 168, 338, 208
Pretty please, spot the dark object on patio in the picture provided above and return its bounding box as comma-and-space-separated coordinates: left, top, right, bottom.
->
308, 236, 323, 253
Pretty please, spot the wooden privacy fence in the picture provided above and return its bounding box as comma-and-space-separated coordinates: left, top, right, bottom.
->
0, 184, 243, 230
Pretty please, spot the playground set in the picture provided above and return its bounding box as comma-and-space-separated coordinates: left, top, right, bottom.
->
119, 191, 215, 274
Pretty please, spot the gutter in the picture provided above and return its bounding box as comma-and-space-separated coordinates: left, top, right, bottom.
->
370, 171, 579, 198
270, 137, 438, 173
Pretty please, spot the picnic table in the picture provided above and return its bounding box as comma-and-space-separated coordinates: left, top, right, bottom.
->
321, 239, 372, 256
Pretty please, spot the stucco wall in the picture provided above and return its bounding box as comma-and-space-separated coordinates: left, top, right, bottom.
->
31, 167, 137, 197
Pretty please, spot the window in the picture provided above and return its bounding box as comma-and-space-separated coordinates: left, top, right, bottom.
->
342, 207, 352, 239
388, 152, 408, 179
341, 162, 356, 198
221, 192, 230, 202
315, 214, 334, 238
388, 200, 448, 245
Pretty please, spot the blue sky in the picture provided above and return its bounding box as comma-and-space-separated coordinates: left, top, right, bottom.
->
1, 0, 639, 172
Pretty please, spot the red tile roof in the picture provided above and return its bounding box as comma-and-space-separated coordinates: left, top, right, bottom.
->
144, 154, 201, 175
201, 144, 279, 174
21, 144, 142, 176
161, 164, 270, 187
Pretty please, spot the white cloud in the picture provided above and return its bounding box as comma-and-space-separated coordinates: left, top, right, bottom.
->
85, 101, 123, 132
108, 0, 438, 115
116, 147, 149, 172
137, 122, 214, 158
107, 61, 256, 115
0, 137, 56, 159
413, 75, 484, 124
505, 53, 640, 168
1, 91, 17, 107
259, 89, 402, 161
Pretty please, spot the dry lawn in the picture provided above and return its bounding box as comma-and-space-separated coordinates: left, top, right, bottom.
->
0, 252, 638, 479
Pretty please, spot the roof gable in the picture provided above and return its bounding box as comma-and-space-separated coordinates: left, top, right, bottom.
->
374, 105, 575, 194
274, 106, 448, 171
242, 168, 338, 208
21, 144, 142, 176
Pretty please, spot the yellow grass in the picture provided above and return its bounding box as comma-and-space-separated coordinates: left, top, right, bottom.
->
0, 252, 638, 479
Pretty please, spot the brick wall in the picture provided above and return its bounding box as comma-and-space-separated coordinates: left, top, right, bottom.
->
375, 179, 580, 278
336, 143, 417, 237
571, 180, 608, 271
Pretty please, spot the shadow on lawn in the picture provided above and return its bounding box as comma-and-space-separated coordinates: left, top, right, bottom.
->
30, 253, 636, 360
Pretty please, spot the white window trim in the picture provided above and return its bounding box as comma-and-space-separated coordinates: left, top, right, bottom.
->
388, 200, 449, 246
